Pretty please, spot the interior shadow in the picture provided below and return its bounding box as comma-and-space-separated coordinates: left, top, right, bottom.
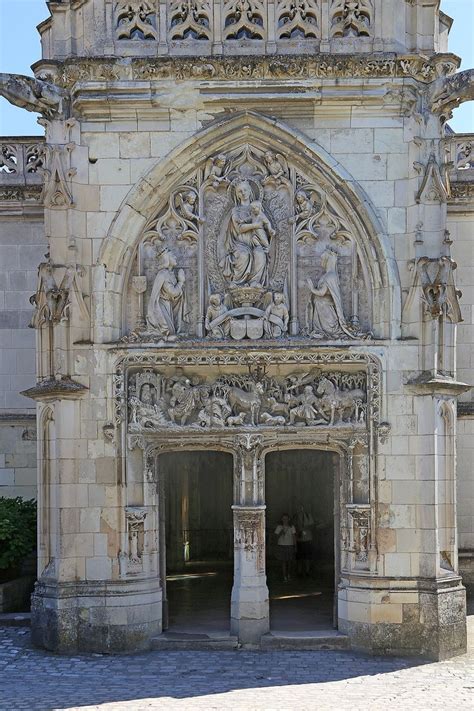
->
160, 450, 234, 636
265, 449, 337, 634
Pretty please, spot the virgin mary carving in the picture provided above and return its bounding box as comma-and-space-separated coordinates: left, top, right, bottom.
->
221, 179, 275, 288
306, 248, 355, 339
146, 249, 188, 339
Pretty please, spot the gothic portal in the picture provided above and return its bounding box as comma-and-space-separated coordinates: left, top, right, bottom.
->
1, 0, 474, 658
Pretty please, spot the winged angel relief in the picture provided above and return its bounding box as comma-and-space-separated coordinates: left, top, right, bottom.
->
123, 144, 372, 343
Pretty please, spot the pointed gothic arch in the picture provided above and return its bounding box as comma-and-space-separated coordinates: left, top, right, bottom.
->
95, 111, 400, 341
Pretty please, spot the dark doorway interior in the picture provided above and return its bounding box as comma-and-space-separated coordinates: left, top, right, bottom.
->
161, 450, 233, 635
265, 449, 337, 633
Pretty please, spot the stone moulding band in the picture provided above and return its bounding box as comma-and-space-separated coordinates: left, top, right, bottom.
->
47, 52, 460, 87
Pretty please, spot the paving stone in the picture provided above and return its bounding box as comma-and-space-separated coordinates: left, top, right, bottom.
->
0, 626, 472, 710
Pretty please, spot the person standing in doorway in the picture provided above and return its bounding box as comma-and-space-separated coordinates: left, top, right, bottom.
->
294, 505, 314, 576
275, 514, 296, 582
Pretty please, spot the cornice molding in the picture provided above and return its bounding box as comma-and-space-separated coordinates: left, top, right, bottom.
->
34, 52, 460, 87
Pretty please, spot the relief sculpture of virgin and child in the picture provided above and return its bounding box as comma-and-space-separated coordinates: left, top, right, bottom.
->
220, 179, 276, 288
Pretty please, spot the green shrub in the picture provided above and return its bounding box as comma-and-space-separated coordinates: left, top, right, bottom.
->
0, 497, 37, 571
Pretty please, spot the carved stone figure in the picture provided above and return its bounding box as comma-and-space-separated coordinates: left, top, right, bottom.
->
198, 391, 231, 428
221, 181, 274, 288
263, 292, 289, 338
205, 294, 230, 338
30, 259, 64, 327
263, 151, 288, 185
127, 369, 368, 430
146, 249, 188, 339
306, 249, 356, 340
315, 375, 366, 425
204, 153, 229, 187
289, 385, 327, 425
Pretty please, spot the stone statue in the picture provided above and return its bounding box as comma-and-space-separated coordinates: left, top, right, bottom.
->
30, 259, 63, 327
289, 385, 327, 425
306, 248, 355, 339
204, 154, 229, 187
205, 294, 230, 338
263, 151, 288, 184
146, 249, 188, 339
263, 292, 289, 338
221, 180, 275, 288
0, 73, 68, 118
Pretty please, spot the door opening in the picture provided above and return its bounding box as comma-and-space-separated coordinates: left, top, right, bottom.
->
160, 450, 233, 634
265, 449, 337, 633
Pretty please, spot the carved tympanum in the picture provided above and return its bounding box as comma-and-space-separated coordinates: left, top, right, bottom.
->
124, 143, 372, 342
127, 369, 367, 431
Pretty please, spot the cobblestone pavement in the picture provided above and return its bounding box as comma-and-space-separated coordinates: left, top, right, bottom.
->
0, 624, 473, 711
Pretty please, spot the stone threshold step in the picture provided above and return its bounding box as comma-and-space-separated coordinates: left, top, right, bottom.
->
0, 612, 31, 627
151, 634, 239, 650
261, 632, 350, 650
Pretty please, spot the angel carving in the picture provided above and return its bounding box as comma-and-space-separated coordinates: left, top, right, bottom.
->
204, 154, 230, 188
147, 186, 200, 244
263, 151, 289, 185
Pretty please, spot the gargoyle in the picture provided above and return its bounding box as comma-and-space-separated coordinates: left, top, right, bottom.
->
0, 73, 69, 119
428, 68, 474, 120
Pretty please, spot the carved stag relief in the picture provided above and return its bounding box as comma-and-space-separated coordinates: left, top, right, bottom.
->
127, 369, 367, 431
124, 143, 372, 343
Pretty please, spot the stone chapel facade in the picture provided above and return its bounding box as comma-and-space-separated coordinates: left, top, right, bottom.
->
1, 0, 474, 658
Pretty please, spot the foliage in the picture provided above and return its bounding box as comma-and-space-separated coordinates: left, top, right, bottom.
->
0, 497, 37, 571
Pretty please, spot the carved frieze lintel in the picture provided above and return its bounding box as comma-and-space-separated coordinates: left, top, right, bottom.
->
125, 368, 368, 432
52, 53, 459, 87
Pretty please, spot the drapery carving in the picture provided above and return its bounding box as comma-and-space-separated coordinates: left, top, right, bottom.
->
123, 141, 372, 343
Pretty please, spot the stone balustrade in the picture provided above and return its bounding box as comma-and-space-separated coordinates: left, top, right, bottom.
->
0, 138, 44, 187
446, 134, 474, 175
39, 0, 450, 60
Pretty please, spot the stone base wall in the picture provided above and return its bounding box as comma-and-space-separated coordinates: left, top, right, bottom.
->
31, 577, 162, 654
338, 580, 466, 660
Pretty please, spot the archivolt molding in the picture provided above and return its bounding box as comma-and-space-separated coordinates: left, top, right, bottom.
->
98, 112, 400, 340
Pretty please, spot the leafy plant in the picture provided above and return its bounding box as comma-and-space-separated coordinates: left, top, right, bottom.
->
0, 497, 37, 571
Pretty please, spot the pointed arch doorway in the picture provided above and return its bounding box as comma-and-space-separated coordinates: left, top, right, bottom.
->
265, 448, 339, 634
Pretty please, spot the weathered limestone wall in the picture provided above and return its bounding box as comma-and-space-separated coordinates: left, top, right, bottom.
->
449, 195, 474, 586
0, 191, 45, 499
